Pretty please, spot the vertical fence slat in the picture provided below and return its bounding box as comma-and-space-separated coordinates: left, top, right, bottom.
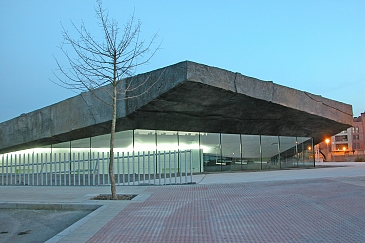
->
1, 155, 4, 185
88, 152, 91, 186
31, 153, 34, 186
127, 152, 131, 186
158, 151, 161, 185
106, 152, 110, 185
101, 152, 104, 185
117, 152, 120, 185
168, 151, 172, 185
41, 154, 44, 186
96, 152, 100, 186
142, 151, 145, 183
190, 150, 193, 183
15, 154, 18, 185
27, 154, 30, 186
9, 154, 12, 185
11, 154, 14, 185
22, 154, 25, 185
77, 153, 80, 186
184, 150, 188, 183
49, 152, 53, 186
45, 153, 48, 186
148, 151, 151, 184
63, 153, 66, 186
163, 151, 166, 185
121, 152, 125, 186
82, 153, 85, 186
54, 154, 57, 186
137, 151, 140, 185
36, 154, 39, 186
179, 151, 182, 184
57, 153, 61, 186
152, 151, 156, 185
72, 153, 75, 186
90, 152, 93, 186
132, 151, 135, 185
174, 151, 177, 184
5, 154, 8, 185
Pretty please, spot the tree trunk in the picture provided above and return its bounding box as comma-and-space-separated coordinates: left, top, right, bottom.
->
109, 82, 117, 199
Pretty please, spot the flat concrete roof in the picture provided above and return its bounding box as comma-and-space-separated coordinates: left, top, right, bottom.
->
0, 61, 353, 153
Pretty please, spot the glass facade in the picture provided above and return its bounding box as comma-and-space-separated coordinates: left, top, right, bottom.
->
1, 129, 315, 176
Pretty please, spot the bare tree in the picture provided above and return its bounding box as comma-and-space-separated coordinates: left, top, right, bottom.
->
53, 0, 160, 199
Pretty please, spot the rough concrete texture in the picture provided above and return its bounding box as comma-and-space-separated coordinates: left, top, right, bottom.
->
0, 61, 353, 153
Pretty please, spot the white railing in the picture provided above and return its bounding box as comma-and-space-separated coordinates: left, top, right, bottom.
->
0, 150, 194, 186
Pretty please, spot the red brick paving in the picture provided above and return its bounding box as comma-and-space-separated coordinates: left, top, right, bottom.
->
87, 177, 365, 242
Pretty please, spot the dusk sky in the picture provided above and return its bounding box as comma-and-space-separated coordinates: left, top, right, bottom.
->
1, 0, 364, 123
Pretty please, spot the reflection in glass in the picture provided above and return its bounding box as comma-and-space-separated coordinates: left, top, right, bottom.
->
241, 135, 261, 170
221, 134, 241, 171
157, 130, 178, 176
179, 131, 201, 172
134, 130, 156, 152
200, 133, 221, 172
261, 135, 280, 170
279, 136, 297, 168
297, 137, 314, 166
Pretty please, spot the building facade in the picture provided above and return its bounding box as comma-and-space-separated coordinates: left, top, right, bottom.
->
0, 61, 353, 185
318, 112, 365, 161
352, 113, 365, 153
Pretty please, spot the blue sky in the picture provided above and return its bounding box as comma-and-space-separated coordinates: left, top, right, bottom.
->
0, 0, 364, 123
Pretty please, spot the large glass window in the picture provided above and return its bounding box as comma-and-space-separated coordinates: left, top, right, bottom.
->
261, 135, 280, 170
178, 131, 201, 173
297, 137, 314, 166
91, 134, 110, 152
241, 135, 261, 170
132, 130, 157, 180
115, 130, 133, 151
157, 130, 178, 176
200, 133, 221, 172
221, 134, 241, 171
1, 128, 317, 182
157, 130, 178, 151
71, 137, 90, 153
279, 136, 298, 168
134, 130, 156, 152
52, 141, 70, 154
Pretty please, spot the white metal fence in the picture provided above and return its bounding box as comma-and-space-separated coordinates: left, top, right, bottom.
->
0, 150, 194, 186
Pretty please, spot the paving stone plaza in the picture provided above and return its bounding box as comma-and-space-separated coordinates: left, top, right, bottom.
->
1, 162, 365, 242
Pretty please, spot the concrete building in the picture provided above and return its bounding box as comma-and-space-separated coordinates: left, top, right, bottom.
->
0, 61, 353, 186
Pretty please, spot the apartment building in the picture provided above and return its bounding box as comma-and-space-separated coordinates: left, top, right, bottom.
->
318, 112, 365, 161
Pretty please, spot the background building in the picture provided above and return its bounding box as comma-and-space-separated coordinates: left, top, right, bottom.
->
318, 112, 365, 161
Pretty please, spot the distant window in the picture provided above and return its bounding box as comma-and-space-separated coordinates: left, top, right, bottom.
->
353, 135, 360, 141
353, 143, 357, 149
335, 144, 348, 150
335, 135, 348, 142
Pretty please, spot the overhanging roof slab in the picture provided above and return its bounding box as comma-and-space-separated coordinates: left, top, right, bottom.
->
0, 61, 353, 154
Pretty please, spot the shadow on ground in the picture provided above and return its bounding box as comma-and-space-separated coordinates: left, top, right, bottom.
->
0, 209, 92, 243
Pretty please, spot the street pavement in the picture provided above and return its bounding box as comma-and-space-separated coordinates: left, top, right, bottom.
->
1, 162, 365, 242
